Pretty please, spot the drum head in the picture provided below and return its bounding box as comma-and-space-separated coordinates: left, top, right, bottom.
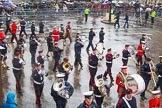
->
125, 74, 145, 95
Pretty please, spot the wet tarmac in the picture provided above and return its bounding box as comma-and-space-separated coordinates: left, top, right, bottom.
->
1, 15, 162, 108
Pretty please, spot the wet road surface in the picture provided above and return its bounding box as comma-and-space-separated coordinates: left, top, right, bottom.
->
1, 15, 162, 108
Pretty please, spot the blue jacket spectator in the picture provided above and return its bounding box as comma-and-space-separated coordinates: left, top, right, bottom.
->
2, 92, 18, 108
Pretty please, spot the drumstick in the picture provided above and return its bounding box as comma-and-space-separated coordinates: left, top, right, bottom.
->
149, 62, 156, 87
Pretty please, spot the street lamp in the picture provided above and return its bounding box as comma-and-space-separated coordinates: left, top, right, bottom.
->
0, 45, 5, 107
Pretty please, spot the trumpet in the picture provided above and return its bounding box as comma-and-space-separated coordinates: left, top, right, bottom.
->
113, 52, 120, 59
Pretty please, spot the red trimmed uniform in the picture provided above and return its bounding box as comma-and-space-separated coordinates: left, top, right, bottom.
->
103, 53, 114, 81
88, 53, 98, 89
136, 44, 145, 65
149, 97, 160, 108
65, 24, 72, 43
52, 29, 60, 41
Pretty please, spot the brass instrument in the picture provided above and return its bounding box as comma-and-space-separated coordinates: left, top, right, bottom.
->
53, 81, 70, 99
57, 88, 70, 99
63, 62, 71, 73
113, 52, 120, 59
97, 79, 107, 97
98, 85, 107, 97
128, 45, 136, 55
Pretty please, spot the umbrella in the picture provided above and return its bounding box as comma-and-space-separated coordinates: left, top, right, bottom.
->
2, 2, 16, 7
3, 2, 12, 7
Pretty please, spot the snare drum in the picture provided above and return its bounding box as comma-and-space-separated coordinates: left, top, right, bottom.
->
125, 74, 145, 95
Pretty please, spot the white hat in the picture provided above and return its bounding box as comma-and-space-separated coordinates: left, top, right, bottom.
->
0, 28, 4, 31
159, 56, 162, 58
83, 91, 93, 98
56, 73, 65, 78
53, 82, 64, 91
152, 90, 160, 95
141, 41, 146, 44
0, 46, 4, 49
121, 66, 127, 69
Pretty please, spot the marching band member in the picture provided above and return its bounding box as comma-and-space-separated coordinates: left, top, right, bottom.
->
103, 48, 118, 82
65, 22, 72, 44
140, 57, 154, 100
14, 42, 24, 62
53, 42, 63, 72
52, 26, 60, 42
19, 17, 28, 38
12, 52, 24, 95
37, 50, 45, 68
31, 22, 36, 37
96, 27, 105, 50
11, 20, 18, 43
74, 38, 84, 69
94, 74, 110, 108
136, 41, 147, 66
58, 58, 73, 81
51, 73, 74, 108
39, 20, 44, 34
88, 48, 99, 90
0, 37, 10, 70
149, 90, 160, 108
32, 62, 46, 108
59, 24, 66, 46
29, 36, 39, 65
116, 66, 128, 98
86, 28, 96, 53
46, 32, 54, 57
59, 24, 65, 40
77, 91, 99, 108
140, 34, 146, 44
75, 33, 82, 42
122, 45, 131, 66
154, 56, 162, 93
116, 88, 137, 108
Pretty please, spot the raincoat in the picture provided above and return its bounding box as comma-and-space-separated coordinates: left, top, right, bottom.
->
2, 92, 17, 108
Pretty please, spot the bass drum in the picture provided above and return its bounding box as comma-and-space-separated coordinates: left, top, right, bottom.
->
125, 74, 145, 95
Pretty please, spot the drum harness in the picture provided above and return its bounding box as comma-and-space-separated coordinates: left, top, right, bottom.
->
122, 96, 131, 108
119, 71, 128, 89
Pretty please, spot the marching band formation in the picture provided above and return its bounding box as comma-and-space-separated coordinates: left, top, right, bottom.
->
0, 14, 162, 108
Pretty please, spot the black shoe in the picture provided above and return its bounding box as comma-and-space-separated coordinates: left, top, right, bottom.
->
141, 96, 147, 100
103, 47, 105, 50
80, 66, 83, 70
103, 77, 108, 80
111, 79, 114, 82
18, 92, 23, 96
